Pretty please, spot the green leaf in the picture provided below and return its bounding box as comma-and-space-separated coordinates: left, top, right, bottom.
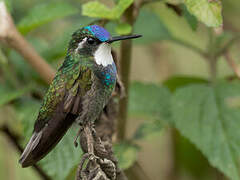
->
166, 0, 183, 4
0, 85, 31, 107
115, 23, 132, 35
181, 4, 198, 31
17, 2, 79, 34
171, 81, 240, 180
15, 99, 41, 138
133, 120, 163, 140
134, 10, 172, 43
82, 1, 113, 19
129, 82, 170, 140
129, 82, 171, 118
9, 37, 50, 83
163, 76, 208, 92
82, 0, 133, 20
174, 131, 212, 178
129, 82, 171, 120
9, 50, 42, 83
113, 0, 120, 3
184, 0, 222, 27
113, 0, 134, 19
18, 99, 82, 180
0, 49, 19, 87
113, 142, 139, 170
39, 127, 82, 180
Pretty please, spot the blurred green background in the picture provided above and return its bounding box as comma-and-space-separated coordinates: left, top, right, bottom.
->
1, 0, 240, 180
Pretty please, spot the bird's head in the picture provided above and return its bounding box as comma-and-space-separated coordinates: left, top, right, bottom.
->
68, 25, 141, 65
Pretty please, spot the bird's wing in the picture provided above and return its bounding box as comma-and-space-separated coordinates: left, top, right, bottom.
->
19, 59, 94, 167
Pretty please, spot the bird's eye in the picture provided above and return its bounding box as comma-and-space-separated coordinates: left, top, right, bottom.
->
87, 37, 96, 45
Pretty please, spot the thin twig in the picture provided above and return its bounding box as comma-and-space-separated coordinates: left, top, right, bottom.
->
224, 51, 240, 79
215, 35, 240, 58
169, 37, 207, 59
209, 58, 217, 84
77, 124, 118, 180
0, 125, 52, 180
0, 2, 55, 84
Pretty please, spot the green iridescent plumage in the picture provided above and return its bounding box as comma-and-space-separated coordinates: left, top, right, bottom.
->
36, 54, 93, 131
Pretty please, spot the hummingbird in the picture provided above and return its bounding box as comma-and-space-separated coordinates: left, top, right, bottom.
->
19, 25, 141, 167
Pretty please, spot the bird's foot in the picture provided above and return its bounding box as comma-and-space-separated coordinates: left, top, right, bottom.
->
76, 152, 115, 180
83, 122, 95, 154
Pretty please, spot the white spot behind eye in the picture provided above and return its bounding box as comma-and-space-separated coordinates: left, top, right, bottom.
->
94, 43, 113, 67
75, 37, 87, 53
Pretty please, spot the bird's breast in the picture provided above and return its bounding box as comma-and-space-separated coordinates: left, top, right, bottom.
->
94, 62, 117, 88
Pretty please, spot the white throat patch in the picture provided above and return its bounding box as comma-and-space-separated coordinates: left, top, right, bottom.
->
94, 43, 113, 67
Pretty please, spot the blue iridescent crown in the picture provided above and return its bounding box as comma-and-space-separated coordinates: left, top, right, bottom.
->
84, 25, 111, 42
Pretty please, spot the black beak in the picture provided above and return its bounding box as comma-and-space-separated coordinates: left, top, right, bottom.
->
107, 34, 142, 43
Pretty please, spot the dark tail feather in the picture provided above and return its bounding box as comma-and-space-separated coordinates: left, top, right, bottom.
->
19, 113, 77, 168
19, 131, 42, 167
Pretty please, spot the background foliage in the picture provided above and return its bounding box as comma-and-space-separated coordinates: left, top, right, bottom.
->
1, 0, 240, 180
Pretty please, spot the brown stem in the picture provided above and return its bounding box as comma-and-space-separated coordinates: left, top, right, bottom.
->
0, 125, 51, 180
116, 3, 151, 180
117, 39, 133, 140
209, 58, 217, 84
117, 3, 137, 141
170, 38, 207, 59
0, 2, 55, 84
215, 35, 240, 58
206, 29, 217, 84
224, 52, 240, 79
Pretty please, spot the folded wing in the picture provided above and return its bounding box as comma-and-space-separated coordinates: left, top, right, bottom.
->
19, 62, 93, 167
